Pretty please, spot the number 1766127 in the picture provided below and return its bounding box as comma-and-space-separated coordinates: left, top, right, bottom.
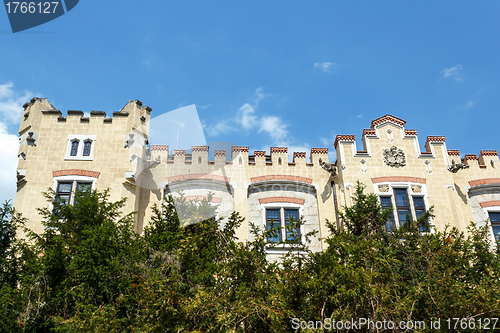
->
5, 2, 59, 14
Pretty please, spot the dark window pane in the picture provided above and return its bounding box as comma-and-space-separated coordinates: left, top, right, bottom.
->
385, 216, 395, 232
398, 210, 411, 225
57, 182, 72, 194
395, 189, 409, 207
71, 141, 79, 156
83, 141, 91, 156
492, 225, 500, 241
380, 197, 394, 231
413, 197, 425, 208
489, 213, 500, 241
266, 209, 281, 242
56, 194, 70, 204
284, 209, 300, 241
76, 182, 91, 192
489, 212, 500, 223
380, 197, 392, 208
56, 182, 72, 207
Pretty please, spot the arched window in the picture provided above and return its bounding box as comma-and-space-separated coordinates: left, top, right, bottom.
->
198, 156, 202, 165
278, 157, 282, 166
83, 141, 92, 156
70, 140, 79, 156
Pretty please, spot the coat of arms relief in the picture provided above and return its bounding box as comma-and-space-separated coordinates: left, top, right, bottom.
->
383, 146, 406, 167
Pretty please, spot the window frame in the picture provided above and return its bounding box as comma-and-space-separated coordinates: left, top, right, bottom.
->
65, 135, 96, 160
261, 202, 304, 249
483, 206, 500, 243
375, 183, 431, 232
52, 175, 96, 208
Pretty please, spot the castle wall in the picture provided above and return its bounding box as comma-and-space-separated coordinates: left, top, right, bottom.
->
13, 101, 500, 250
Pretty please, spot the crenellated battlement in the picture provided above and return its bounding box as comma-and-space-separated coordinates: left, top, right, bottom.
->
20, 98, 152, 130
147, 144, 329, 167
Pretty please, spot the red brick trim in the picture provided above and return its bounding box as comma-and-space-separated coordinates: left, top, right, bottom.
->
214, 150, 226, 157
293, 152, 306, 158
271, 147, 288, 153
480, 150, 498, 157
363, 129, 376, 136
232, 146, 249, 152
464, 154, 478, 166
371, 176, 426, 184
371, 114, 406, 128
258, 197, 305, 205
468, 178, 500, 187
254, 151, 266, 157
251, 175, 313, 184
167, 173, 230, 183
447, 149, 460, 156
192, 146, 209, 152
426, 135, 446, 143
480, 200, 500, 208
405, 129, 417, 136
174, 149, 186, 155
334, 135, 356, 148
182, 195, 222, 204
53, 169, 100, 178
151, 145, 168, 151
311, 148, 328, 154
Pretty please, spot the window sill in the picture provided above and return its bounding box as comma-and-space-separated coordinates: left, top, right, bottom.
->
64, 156, 93, 161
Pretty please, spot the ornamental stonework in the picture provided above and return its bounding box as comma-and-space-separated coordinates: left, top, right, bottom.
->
383, 146, 406, 168
378, 185, 389, 192
411, 185, 422, 193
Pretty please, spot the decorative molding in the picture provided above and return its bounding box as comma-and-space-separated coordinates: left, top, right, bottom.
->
371, 176, 426, 184
469, 178, 500, 187
480, 200, 500, 208
378, 185, 389, 192
411, 185, 422, 193
383, 146, 406, 167
53, 169, 100, 178
251, 175, 313, 184
258, 197, 305, 205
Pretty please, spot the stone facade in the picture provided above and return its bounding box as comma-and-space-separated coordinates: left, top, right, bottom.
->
13, 101, 500, 254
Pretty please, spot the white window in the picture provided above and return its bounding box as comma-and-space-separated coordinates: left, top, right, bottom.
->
53, 175, 96, 206
262, 203, 303, 243
486, 210, 500, 241
65, 135, 96, 160
377, 185, 429, 232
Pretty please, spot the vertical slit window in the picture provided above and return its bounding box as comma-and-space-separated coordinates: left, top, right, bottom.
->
284, 209, 300, 241
266, 209, 281, 243
413, 196, 428, 232
83, 141, 92, 156
489, 212, 500, 241
395, 189, 411, 226
380, 196, 395, 231
70, 141, 79, 156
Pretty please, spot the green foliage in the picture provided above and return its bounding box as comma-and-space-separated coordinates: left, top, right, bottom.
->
3, 184, 500, 332
340, 181, 392, 237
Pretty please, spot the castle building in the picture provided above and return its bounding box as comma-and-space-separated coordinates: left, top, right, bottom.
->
14, 99, 500, 255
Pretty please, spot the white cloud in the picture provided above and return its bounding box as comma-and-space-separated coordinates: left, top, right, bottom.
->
440, 64, 463, 81
0, 81, 34, 124
259, 116, 289, 146
0, 121, 19, 204
205, 119, 235, 137
0, 81, 37, 204
314, 62, 341, 73
237, 103, 258, 130
461, 100, 474, 110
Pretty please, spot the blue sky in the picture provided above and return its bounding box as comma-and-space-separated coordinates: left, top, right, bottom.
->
1, 1, 500, 203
